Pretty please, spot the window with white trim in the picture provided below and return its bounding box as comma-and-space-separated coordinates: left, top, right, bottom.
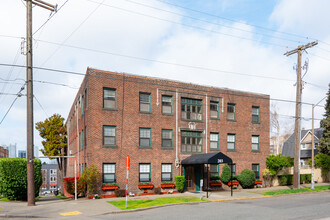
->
139, 164, 151, 182
162, 95, 172, 114
252, 135, 260, 151
161, 164, 172, 182
210, 133, 219, 150
103, 126, 116, 147
103, 88, 116, 109
139, 128, 151, 148
227, 134, 236, 151
103, 163, 116, 183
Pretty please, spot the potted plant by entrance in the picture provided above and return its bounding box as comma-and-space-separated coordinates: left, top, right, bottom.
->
209, 175, 222, 187
102, 183, 119, 191
138, 182, 154, 192
160, 182, 175, 189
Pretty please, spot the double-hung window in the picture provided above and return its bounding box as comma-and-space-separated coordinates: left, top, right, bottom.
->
252, 135, 260, 151
227, 134, 236, 151
162, 95, 172, 114
162, 129, 173, 149
103, 126, 116, 147
210, 101, 219, 119
161, 164, 172, 182
181, 98, 202, 121
103, 163, 116, 183
139, 128, 151, 148
140, 93, 151, 113
210, 164, 219, 177
103, 88, 116, 109
227, 103, 236, 121
139, 164, 151, 182
210, 133, 219, 150
252, 164, 260, 179
84, 126, 87, 149
252, 106, 260, 123
181, 131, 203, 153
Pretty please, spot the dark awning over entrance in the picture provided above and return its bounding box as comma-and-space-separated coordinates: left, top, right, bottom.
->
181, 152, 233, 165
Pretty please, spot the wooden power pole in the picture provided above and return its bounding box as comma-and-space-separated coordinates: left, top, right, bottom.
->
26, 0, 56, 206
284, 41, 318, 189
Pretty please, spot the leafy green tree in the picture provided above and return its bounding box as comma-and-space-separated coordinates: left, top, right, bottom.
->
36, 113, 67, 196
266, 153, 294, 174
319, 84, 330, 155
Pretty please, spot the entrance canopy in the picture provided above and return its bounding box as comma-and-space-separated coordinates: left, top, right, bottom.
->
181, 152, 232, 165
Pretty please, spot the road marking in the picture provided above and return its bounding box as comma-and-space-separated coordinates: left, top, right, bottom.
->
212, 195, 273, 202
60, 211, 82, 216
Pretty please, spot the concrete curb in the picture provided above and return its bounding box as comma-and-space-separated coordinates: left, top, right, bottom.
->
0, 214, 46, 219
100, 200, 211, 215
212, 195, 273, 202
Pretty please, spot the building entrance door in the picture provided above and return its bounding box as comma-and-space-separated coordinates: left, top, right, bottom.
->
185, 166, 195, 191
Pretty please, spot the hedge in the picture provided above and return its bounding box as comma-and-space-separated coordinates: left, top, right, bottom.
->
175, 176, 185, 192
278, 174, 311, 185
0, 158, 42, 200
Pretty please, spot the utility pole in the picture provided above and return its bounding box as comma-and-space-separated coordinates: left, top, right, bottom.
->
284, 41, 318, 189
26, 0, 56, 206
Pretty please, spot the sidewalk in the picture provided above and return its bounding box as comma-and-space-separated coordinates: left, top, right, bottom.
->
0, 183, 329, 218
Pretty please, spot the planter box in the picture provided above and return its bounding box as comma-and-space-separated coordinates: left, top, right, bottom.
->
102, 185, 119, 191
209, 182, 222, 187
254, 181, 263, 185
160, 183, 175, 189
228, 181, 239, 187
138, 184, 154, 193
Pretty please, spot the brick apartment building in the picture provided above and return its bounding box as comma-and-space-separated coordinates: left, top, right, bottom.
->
41, 164, 59, 193
0, 146, 9, 158
66, 68, 270, 193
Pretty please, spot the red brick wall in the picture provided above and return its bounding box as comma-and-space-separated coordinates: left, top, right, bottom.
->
66, 68, 270, 192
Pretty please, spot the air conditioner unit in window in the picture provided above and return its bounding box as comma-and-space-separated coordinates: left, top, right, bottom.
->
197, 114, 202, 120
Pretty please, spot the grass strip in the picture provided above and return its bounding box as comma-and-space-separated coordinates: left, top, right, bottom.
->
55, 195, 69, 199
108, 196, 207, 210
0, 198, 10, 202
259, 185, 330, 196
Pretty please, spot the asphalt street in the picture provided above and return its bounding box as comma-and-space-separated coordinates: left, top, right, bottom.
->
97, 192, 330, 220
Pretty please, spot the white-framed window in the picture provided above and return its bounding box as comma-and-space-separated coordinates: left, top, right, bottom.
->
139, 164, 151, 182
103, 88, 116, 109
103, 126, 116, 147
252, 135, 260, 151
162, 95, 172, 114
139, 128, 151, 148
161, 164, 172, 182
103, 163, 116, 183
227, 134, 236, 151
210, 133, 219, 150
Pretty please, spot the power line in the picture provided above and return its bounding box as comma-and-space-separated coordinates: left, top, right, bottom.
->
36, 0, 106, 70
151, 0, 314, 41
120, 0, 307, 45
0, 63, 325, 107
34, 95, 48, 117
33, 0, 70, 36
0, 85, 25, 126
33, 40, 297, 82
86, 0, 290, 49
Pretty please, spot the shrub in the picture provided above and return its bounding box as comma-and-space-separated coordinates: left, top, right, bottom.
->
210, 175, 220, 180
64, 177, 83, 196
220, 165, 231, 184
278, 175, 288, 186
115, 189, 126, 197
237, 169, 256, 189
0, 158, 42, 201
154, 187, 161, 194
79, 165, 101, 195
262, 168, 276, 187
175, 176, 185, 193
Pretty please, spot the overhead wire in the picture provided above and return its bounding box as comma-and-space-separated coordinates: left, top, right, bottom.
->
0, 63, 326, 108
34, 95, 49, 117
0, 85, 25, 126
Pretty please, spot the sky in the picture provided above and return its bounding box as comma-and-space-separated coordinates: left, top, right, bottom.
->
0, 0, 329, 157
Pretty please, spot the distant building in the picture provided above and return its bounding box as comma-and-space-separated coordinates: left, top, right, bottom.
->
41, 164, 59, 193
18, 150, 27, 158
282, 128, 324, 167
270, 135, 290, 155
2, 144, 17, 158
0, 146, 9, 158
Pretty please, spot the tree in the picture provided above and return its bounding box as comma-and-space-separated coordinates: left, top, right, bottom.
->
319, 83, 330, 155
36, 114, 67, 196
266, 153, 294, 174
220, 165, 231, 184
271, 104, 281, 155
79, 165, 101, 195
